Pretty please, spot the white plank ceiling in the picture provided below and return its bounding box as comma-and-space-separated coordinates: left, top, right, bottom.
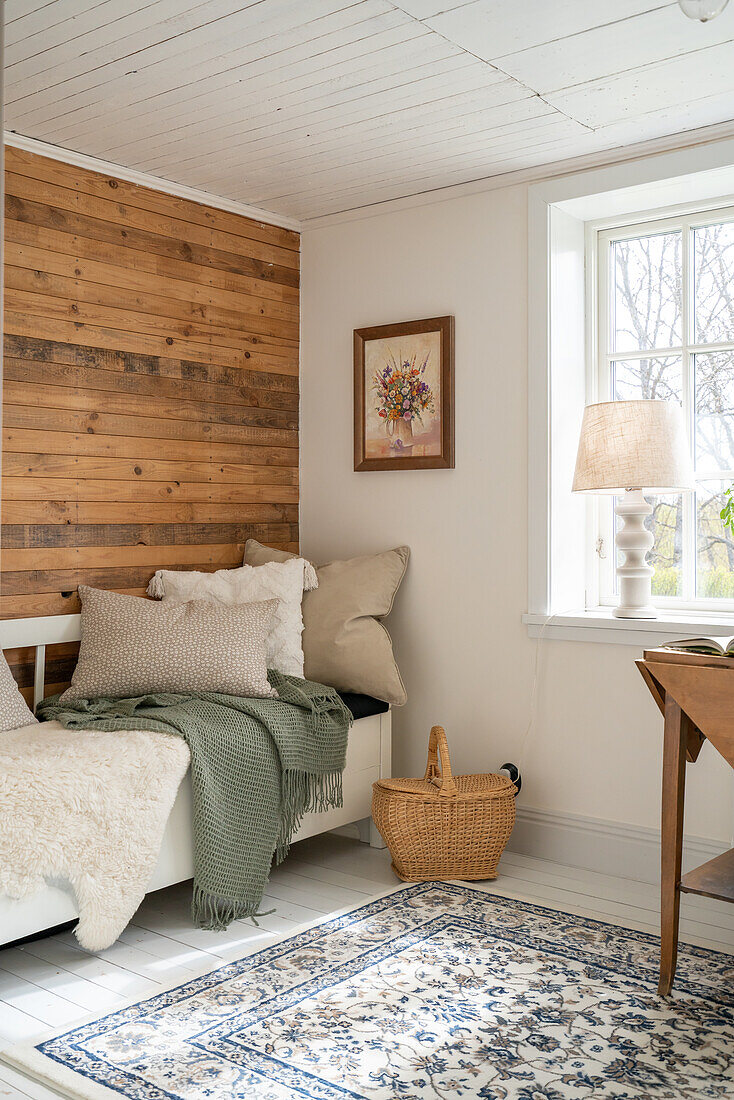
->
5, 0, 734, 221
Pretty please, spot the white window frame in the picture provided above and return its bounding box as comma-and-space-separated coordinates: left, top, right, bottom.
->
523, 133, 734, 645
593, 203, 734, 616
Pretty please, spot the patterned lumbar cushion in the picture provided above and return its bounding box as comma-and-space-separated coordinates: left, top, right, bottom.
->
0, 651, 38, 731
62, 587, 277, 701
147, 557, 316, 678
244, 541, 409, 706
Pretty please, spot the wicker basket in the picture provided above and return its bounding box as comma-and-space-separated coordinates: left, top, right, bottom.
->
372, 725, 516, 882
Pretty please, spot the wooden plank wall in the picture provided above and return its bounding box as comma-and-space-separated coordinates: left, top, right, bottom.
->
2, 146, 299, 698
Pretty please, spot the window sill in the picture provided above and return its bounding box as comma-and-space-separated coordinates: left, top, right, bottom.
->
522, 609, 734, 647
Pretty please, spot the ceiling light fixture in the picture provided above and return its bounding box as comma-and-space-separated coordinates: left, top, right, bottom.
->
678, 0, 730, 20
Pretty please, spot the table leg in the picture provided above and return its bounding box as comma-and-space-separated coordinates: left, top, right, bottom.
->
659, 694, 687, 996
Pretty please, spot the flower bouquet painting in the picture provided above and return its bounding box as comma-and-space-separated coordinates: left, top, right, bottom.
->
354, 316, 454, 471
373, 347, 435, 451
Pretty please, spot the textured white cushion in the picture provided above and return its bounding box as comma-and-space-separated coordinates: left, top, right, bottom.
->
148, 558, 315, 678
63, 587, 277, 700
0, 652, 37, 731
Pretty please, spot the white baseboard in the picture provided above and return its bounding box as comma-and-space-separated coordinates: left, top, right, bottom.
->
508, 805, 729, 885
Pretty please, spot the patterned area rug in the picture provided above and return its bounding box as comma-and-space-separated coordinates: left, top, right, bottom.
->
4, 883, 734, 1099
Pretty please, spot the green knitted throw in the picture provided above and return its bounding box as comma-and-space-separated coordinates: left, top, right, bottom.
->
37, 671, 352, 931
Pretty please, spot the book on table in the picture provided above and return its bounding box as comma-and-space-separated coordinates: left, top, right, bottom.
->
665, 637, 734, 657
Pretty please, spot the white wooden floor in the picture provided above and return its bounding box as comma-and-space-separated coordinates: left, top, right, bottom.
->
1, 835, 733, 1099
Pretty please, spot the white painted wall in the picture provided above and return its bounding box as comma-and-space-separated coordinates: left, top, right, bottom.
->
300, 179, 734, 871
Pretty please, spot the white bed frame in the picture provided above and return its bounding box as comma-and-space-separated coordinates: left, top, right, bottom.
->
0, 615, 391, 947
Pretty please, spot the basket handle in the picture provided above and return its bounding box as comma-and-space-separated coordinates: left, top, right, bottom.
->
423, 726, 457, 797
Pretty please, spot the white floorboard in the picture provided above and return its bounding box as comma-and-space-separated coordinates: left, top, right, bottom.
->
1, 834, 733, 1098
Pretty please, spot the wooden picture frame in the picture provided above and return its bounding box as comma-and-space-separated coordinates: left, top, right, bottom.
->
354, 316, 454, 471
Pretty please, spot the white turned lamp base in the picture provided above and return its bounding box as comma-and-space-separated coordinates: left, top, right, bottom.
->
572, 402, 693, 618
613, 488, 657, 619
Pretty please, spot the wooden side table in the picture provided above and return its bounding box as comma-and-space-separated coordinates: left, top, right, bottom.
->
637, 649, 734, 995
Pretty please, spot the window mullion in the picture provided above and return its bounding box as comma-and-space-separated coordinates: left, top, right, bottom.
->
605, 341, 734, 361
596, 231, 613, 604
681, 221, 696, 603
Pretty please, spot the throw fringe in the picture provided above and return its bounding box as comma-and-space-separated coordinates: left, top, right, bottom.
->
250, 907, 277, 926
275, 768, 344, 864
192, 885, 278, 931
146, 572, 166, 599
192, 883, 261, 930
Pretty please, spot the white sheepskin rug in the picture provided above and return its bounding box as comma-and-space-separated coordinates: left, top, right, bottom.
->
0, 720, 190, 951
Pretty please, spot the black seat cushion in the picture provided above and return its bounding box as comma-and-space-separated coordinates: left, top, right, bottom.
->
337, 692, 389, 721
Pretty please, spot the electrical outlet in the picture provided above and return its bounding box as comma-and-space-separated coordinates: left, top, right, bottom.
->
499, 762, 521, 795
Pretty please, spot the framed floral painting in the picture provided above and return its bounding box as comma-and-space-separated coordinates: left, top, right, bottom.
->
354, 316, 454, 471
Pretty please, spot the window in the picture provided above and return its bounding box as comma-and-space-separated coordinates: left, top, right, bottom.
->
596, 207, 734, 611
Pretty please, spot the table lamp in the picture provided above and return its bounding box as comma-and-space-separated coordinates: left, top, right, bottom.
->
572, 400, 693, 619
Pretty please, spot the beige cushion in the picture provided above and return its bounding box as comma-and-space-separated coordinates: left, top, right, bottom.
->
62, 586, 277, 701
0, 652, 38, 731
244, 541, 409, 705
147, 557, 314, 678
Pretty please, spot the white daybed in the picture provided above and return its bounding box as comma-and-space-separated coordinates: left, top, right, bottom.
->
0, 614, 391, 948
